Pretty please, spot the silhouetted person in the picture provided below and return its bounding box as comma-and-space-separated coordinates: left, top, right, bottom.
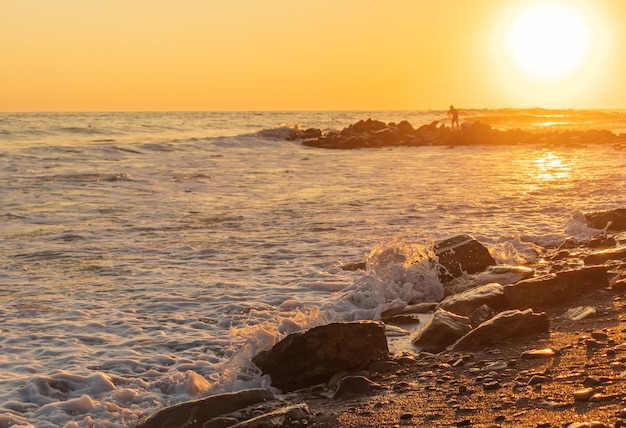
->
448, 105, 459, 131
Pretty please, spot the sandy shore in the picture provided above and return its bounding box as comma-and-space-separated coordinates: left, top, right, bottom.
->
289, 288, 626, 427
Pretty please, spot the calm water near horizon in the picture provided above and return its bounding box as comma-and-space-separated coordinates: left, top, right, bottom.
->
1, 109, 625, 427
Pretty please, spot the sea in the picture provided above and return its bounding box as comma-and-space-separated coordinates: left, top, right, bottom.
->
1, 109, 625, 427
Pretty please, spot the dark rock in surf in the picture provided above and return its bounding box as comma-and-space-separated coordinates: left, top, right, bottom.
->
503, 266, 608, 309
585, 208, 626, 231
451, 309, 549, 351
298, 127, 323, 140
133, 388, 275, 428
411, 308, 472, 352
252, 321, 388, 392
433, 235, 496, 283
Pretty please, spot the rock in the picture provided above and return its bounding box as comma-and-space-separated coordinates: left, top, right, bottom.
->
585, 208, 626, 231
468, 304, 497, 327
133, 389, 275, 428
583, 247, 626, 265
298, 127, 322, 140
573, 387, 596, 401
203, 417, 241, 428
521, 348, 557, 359
451, 309, 549, 351
341, 118, 387, 135
587, 234, 617, 249
613, 279, 626, 292
528, 375, 548, 385
433, 235, 496, 283
411, 308, 472, 352
446, 265, 534, 294
252, 322, 388, 392
380, 302, 438, 319
563, 306, 596, 321
332, 375, 382, 400
229, 403, 312, 428
439, 283, 506, 316
503, 266, 608, 309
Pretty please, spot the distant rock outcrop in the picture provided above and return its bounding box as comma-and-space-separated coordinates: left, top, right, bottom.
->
296, 119, 625, 149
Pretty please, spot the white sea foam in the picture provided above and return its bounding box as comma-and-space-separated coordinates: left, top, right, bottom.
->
0, 111, 625, 426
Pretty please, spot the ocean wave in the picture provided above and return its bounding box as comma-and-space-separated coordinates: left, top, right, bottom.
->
39, 173, 133, 182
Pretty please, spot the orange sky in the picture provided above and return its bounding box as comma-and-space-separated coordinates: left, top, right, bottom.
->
1, 0, 624, 111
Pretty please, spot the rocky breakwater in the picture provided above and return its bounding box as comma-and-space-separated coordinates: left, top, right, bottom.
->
134, 208, 626, 428
295, 118, 626, 149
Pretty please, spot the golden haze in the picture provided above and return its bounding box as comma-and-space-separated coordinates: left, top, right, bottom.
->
1, 0, 624, 112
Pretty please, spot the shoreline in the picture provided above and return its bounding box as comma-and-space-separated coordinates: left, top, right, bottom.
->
135, 210, 626, 428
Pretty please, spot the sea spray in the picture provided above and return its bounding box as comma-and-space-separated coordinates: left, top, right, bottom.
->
330, 237, 443, 320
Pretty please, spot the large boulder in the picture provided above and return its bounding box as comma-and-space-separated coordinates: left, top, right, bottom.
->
503, 266, 608, 309
585, 208, 626, 231
438, 283, 507, 316
433, 235, 496, 282
411, 308, 472, 352
252, 322, 388, 392
451, 309, 549, 351
134, 389, 275, 428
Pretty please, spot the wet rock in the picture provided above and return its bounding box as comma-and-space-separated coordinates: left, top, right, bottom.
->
252, 321, 388, 392
468, 304, 497, 327
483, 379, 500, 390
433, 235, 496, 282
446, 265, 534, 294
133, 388, 275, 428
439, 283, 506, 316
583, 247, 626, 265
563, 306, 597, 321
587, 234, 617, 249
229, 403, 312, 428
585, 208, 626, 231
411, 308, 472, 352
503, 266, 608, 309
521, 348, 557, 359
613, 279, 626, 292
203, 417, 240, 428
382, 302, 439, 316
451, 309, 549, 351
566, 423, 610, 428
297, 127, 323, 140
573, 387, 596, 401
332, 375, 382, 400
528, 375, 548, 385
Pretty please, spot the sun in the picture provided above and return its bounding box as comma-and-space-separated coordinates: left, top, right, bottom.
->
505, 2, 592, 83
